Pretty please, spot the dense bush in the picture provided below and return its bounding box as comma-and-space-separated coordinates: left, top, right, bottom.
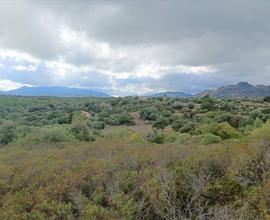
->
152, 117, 168, 131
201, 96, 215, 110
180, 121, 195, 133
39, 126, 72, 143
87, 121, 105, 130
0, 121, 16, 145
70, 122, 95, 142
201, 133, 222, 145
140, 107, 159, 120
216, 122, 241, 139
172, 119, 185, 131
106, 112, 135, 126
146, 131, 165, 143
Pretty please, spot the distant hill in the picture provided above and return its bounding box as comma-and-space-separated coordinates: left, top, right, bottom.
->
198, 82, 270, 98
150, 91, 192, 98
1, 86, 110, 97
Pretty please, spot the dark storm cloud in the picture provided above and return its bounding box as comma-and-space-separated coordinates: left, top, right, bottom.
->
0, 0, 270, 94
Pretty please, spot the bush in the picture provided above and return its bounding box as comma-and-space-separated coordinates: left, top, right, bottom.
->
188, 103, 194, 109
215, 112, 233, 123
146, 131, 165, 144
201, 96, 215, 111
263, 96, 270, 102
250, 110, 263, 120
215, 122, 241, 139
201, 134, 222, 145
172, 119, 185, 131
0, 121, 16, 145
152, 117, 168, 131
88, 121, 105, 130
204, 177, 243, 205
161, 110, 173, 118
39, 126, 72, 143
140, 107, 159, 121
70, 122, 95, 142
180, 121, 195, 133
106, 113, 135, 126
172, 103, 183, 110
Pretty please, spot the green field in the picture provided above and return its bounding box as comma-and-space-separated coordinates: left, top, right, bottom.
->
0, 95, 270, 219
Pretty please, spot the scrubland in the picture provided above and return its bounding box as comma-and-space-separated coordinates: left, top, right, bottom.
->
0, 95, 270, 219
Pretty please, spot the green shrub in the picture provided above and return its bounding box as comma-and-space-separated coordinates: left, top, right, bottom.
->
146, 131, 165, 144
188, 103, 194, 109
0, 121, 16, 145
201, 96, 215, 111
180, 121, 195, 133
88, 121, 105, 130
250, 110, 263, 120
201, 134, 222, 145
70, 122, 95, 142
152, 117, 168, 131
39, 126, 72, 143
204, 177, 243, 205
161, 110, 173, 118
140, 107, 159, 120
106, 113, 135, 126
172, 103, 183, 110
215, 122, 241, 139
172, 119, 185, 131
214, 112, 233, 123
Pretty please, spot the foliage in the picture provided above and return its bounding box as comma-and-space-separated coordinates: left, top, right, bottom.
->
201, 133, 222, 145
152, 117, 168, 131
140, 107, 159, 120
201, 96, 215, 111
0, 121, 16, 145
216, 122, 241, 139
146, 131, 166, 143
39, 126, 73, 143
0, 95, 270, 219
70, 122, 95, 142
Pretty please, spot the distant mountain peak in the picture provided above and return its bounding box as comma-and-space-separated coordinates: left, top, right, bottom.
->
198, 82, 270, 98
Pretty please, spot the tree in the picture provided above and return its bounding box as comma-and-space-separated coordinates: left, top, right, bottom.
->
263, 96, 270, 102
140, 107, 159, 121
152, 117, 168, 131
201, 96, 215, 111
172, 119, 185, 131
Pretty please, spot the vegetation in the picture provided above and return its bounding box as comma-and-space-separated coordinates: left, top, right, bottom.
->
0, 95, 270, 219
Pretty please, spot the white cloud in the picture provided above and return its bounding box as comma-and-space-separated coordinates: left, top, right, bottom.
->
0, 79, 28, 91
0, 49, 40, 64
13, 64, 37, 72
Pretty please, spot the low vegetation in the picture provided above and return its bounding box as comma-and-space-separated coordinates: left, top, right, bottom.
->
0, 95, 270, 219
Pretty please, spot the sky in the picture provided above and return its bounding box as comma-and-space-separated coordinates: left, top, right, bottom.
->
0, 0, 270, 96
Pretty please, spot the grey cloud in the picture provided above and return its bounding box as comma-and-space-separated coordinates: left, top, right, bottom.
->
0, 0, 270, 94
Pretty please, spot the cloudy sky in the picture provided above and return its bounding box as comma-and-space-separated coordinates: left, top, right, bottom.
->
0, 0, 270, 95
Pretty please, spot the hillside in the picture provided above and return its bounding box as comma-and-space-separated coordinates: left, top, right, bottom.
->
1, 86, 110, 97
198, 82, 270, 98
150, 91, 192, 98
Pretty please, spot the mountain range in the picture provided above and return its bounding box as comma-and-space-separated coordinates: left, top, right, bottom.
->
0, 86, 110, 97
149, 91, 192, 98
1, 82, 270, 98
198, 82, 270, 98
